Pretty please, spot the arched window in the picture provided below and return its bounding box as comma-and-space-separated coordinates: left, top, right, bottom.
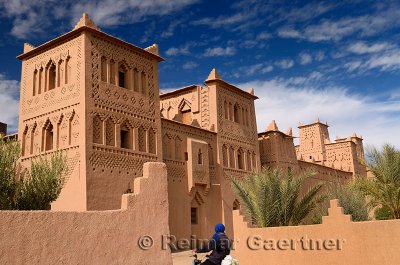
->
120, 122, 132, 149
109, 59, 115, 85
48, 63, 56, 91
43, 121, 54, 151
33, 70, 37, 96
65, 57, 70, 85
247, 150, 252, 171
228, 102, 233, 121
101, 56, 107, 82
237, 148, 244, 169
38, 68, 43, 94
22, 126, 28, 156
30, 124, 36, 155
141, 71, 147, 95
234, 104, 240, 123
57, 59, 64, 87
198, 149, 203, 165
229, 146, 235, 168
118, 63, 129, 89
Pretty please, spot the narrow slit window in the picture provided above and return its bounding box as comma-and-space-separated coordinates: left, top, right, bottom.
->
191, 208, 198, 224
198, 149, 203, 164
33, 70, 37, 96
48, 63, 56, 90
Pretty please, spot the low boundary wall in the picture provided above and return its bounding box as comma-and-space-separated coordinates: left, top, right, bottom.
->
232, 199, 400, 265
0, 162, 172, 265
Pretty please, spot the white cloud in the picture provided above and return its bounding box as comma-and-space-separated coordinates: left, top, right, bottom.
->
348, 41, 393, 54
0, 74, 20, 133
345, 45, 400, 72
204, 46, 236, 57
192, 12, 252, 29
256, 31, 270, 40
299, 52, 312, 65
235, 78, 400, 148
275, 59, 294, 69
165, 46, 190, 56
0, 0, 199, 39
182, 61, 198, 70
262, 65, 273, 73
314, 51, 325, 61
277, 6, 400, 42
277, 27, 301, 38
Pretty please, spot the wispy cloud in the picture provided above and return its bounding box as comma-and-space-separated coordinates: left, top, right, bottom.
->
165, 44, 191, 56
344, 42, 400, 72
204, 46, 236, 57
275, 59, 294, 69
236, 78, 400, 147
0, 0, 199, 39
277, 5, 400, 42
193, 12, 252, 29
347, 41, 394, 54
182, 61, 198, 70
0, 74, 20, 133
299, 52, 312, 65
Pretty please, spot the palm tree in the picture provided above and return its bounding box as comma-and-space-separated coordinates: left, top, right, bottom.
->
357, 144, 400, 219
231, 168, 324, 227
312, 178, 370, 223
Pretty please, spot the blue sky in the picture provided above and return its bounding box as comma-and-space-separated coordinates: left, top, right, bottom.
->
0, 0, 399, 148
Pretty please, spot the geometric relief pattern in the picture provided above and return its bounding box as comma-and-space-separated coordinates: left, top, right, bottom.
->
165, 161, 186, 181
148, 129, 156, 154
90, 36, 157, 119
89, 150, 156, 173
70, 113, 79, 146
105, 118, 115, 146
93, 115, 103, 144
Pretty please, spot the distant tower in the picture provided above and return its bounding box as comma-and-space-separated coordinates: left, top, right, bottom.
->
17, 13, 164, 210
297, 118, 330, 162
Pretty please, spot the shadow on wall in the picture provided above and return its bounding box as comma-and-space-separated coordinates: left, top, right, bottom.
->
232, 199, 400, 265
0, 162, 172, 265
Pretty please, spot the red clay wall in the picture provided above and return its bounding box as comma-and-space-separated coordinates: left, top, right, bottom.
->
0, 162, 172, 265
232, 200, 400, 265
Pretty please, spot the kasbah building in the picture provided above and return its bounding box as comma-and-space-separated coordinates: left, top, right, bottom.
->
2, 14, 367, 240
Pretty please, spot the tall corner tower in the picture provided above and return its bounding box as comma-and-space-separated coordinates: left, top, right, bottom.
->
17, 13, 164, 211
297, 119, 330, 163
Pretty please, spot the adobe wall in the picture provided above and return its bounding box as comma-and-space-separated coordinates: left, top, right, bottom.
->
232, 199, 400, 265
259, 131, 299, 171
0, 162, 172, 265
160, 86, 204, 127
84, 31, 162, 210
161, 118, 221, 240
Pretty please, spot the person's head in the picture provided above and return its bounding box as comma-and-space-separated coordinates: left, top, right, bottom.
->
215, 223, 225, 233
